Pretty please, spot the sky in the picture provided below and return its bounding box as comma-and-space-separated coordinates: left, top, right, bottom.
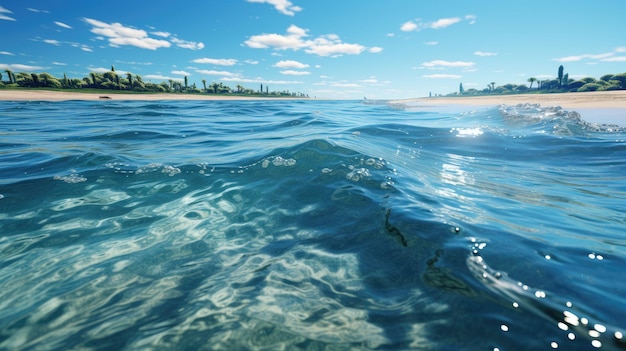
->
1, 0, 625, 99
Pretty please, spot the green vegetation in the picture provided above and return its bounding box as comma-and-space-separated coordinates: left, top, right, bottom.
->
450, 65, 626, 97
0, 68, 309, 98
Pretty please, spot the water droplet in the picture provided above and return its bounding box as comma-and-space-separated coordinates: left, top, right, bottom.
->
558, 322, 569, 331
591, 340, 602, 348
594, 324, 607, 333
615, 331, 623, 340
500, 324, 509, 332
551, 341, 559, 349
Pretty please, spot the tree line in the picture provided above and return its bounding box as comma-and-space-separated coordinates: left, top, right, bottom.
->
455, 65, 626, 96
0, 66, 309, 98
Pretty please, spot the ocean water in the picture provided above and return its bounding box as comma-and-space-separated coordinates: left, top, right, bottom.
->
1, 99, 625, 351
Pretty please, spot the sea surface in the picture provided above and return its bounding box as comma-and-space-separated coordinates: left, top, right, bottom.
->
1, 99, 625, 351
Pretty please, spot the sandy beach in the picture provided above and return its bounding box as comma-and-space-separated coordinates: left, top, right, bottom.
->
393, 90, 626, 109
0, 89, 308, 101
1, 90, 625, 108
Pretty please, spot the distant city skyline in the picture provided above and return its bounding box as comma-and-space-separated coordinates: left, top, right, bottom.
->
1, 0, 625, 99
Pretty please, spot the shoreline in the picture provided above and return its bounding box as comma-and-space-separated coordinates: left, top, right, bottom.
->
392, 90, 626, 109
0, 89, 312, 101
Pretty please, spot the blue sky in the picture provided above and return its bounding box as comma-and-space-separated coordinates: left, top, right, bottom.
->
1, 0, 625, 99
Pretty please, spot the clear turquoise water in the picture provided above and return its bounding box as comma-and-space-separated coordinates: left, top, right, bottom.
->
1, 100, 625, 350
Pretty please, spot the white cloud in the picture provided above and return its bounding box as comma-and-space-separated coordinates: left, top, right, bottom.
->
246, 0, 302, 16
195, 70, 238, 76
615, 47, 626, 53
400, 21, 418, 32
424, 41, 438, 46
220, 76, 304, 85
0, 51, 14, 55
474, 51, 497, 57
369, 47, 383, 53
0, 63, 44, 71
430, 17, 461, 29
151, 31, 171, 38
52, 62, 66, 65
54, 21, 72, 29
422, 74, 462, 79
27, 8, 49, 13
280, 70, 310, 75
84, 18, 171, 50
192, 58, 238, 66
44, 39, 61, 46
400, 15, 474, 32
172, 70, 191, 76
274, 60, 309, 69
246, 60, 259, 65
88, 67, 111, 73
0, 6, 15, 21
554, 52, 614, 62
331, 82, 361, 88
602, 56, 626, 62
171, 37, 204, 50
245, 25, 369, 57
144, 74, 183, 81
422, 60, 475, 68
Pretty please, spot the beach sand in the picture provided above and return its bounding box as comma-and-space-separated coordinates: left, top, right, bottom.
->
0, 89, 307, 101
393, 90, 626, 109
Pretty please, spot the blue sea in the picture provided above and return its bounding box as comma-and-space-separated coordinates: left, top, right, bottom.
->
1, 99, 625, 351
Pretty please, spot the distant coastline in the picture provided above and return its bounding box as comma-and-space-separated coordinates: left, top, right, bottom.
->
392, 91, 626, 109
0, 89, 314, 101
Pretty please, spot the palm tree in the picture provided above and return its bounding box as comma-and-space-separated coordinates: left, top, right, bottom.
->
527, 77, 537, 89
5, 69, 15, 84
201, 79, 207, 92
490, 82, 496, 91
126, 73, 133, 90
89, 72, 97, 87
184, 76, 188, 91
236, 84, 243, 93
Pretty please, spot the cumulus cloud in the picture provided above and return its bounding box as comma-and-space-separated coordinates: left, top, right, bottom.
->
84, 18, 171, 50
280, 70, 310, 75
0, 51, 14, 55
43, 39, 61, 46
84, 18, 203, 51
0, 63, 44, 71
54, 21, 72, 29
368, 47, 383, 53
171, 37, 204, 50
245, 25, 371, 57
172, 70, 191, 76
401, 15, 475, 32
273, 60, 309, 69
421, 60, 475, 68
246, 0, 302, 16
192, 58, 238, 66
144, 74, 182, 81
0, 6, 15, 21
